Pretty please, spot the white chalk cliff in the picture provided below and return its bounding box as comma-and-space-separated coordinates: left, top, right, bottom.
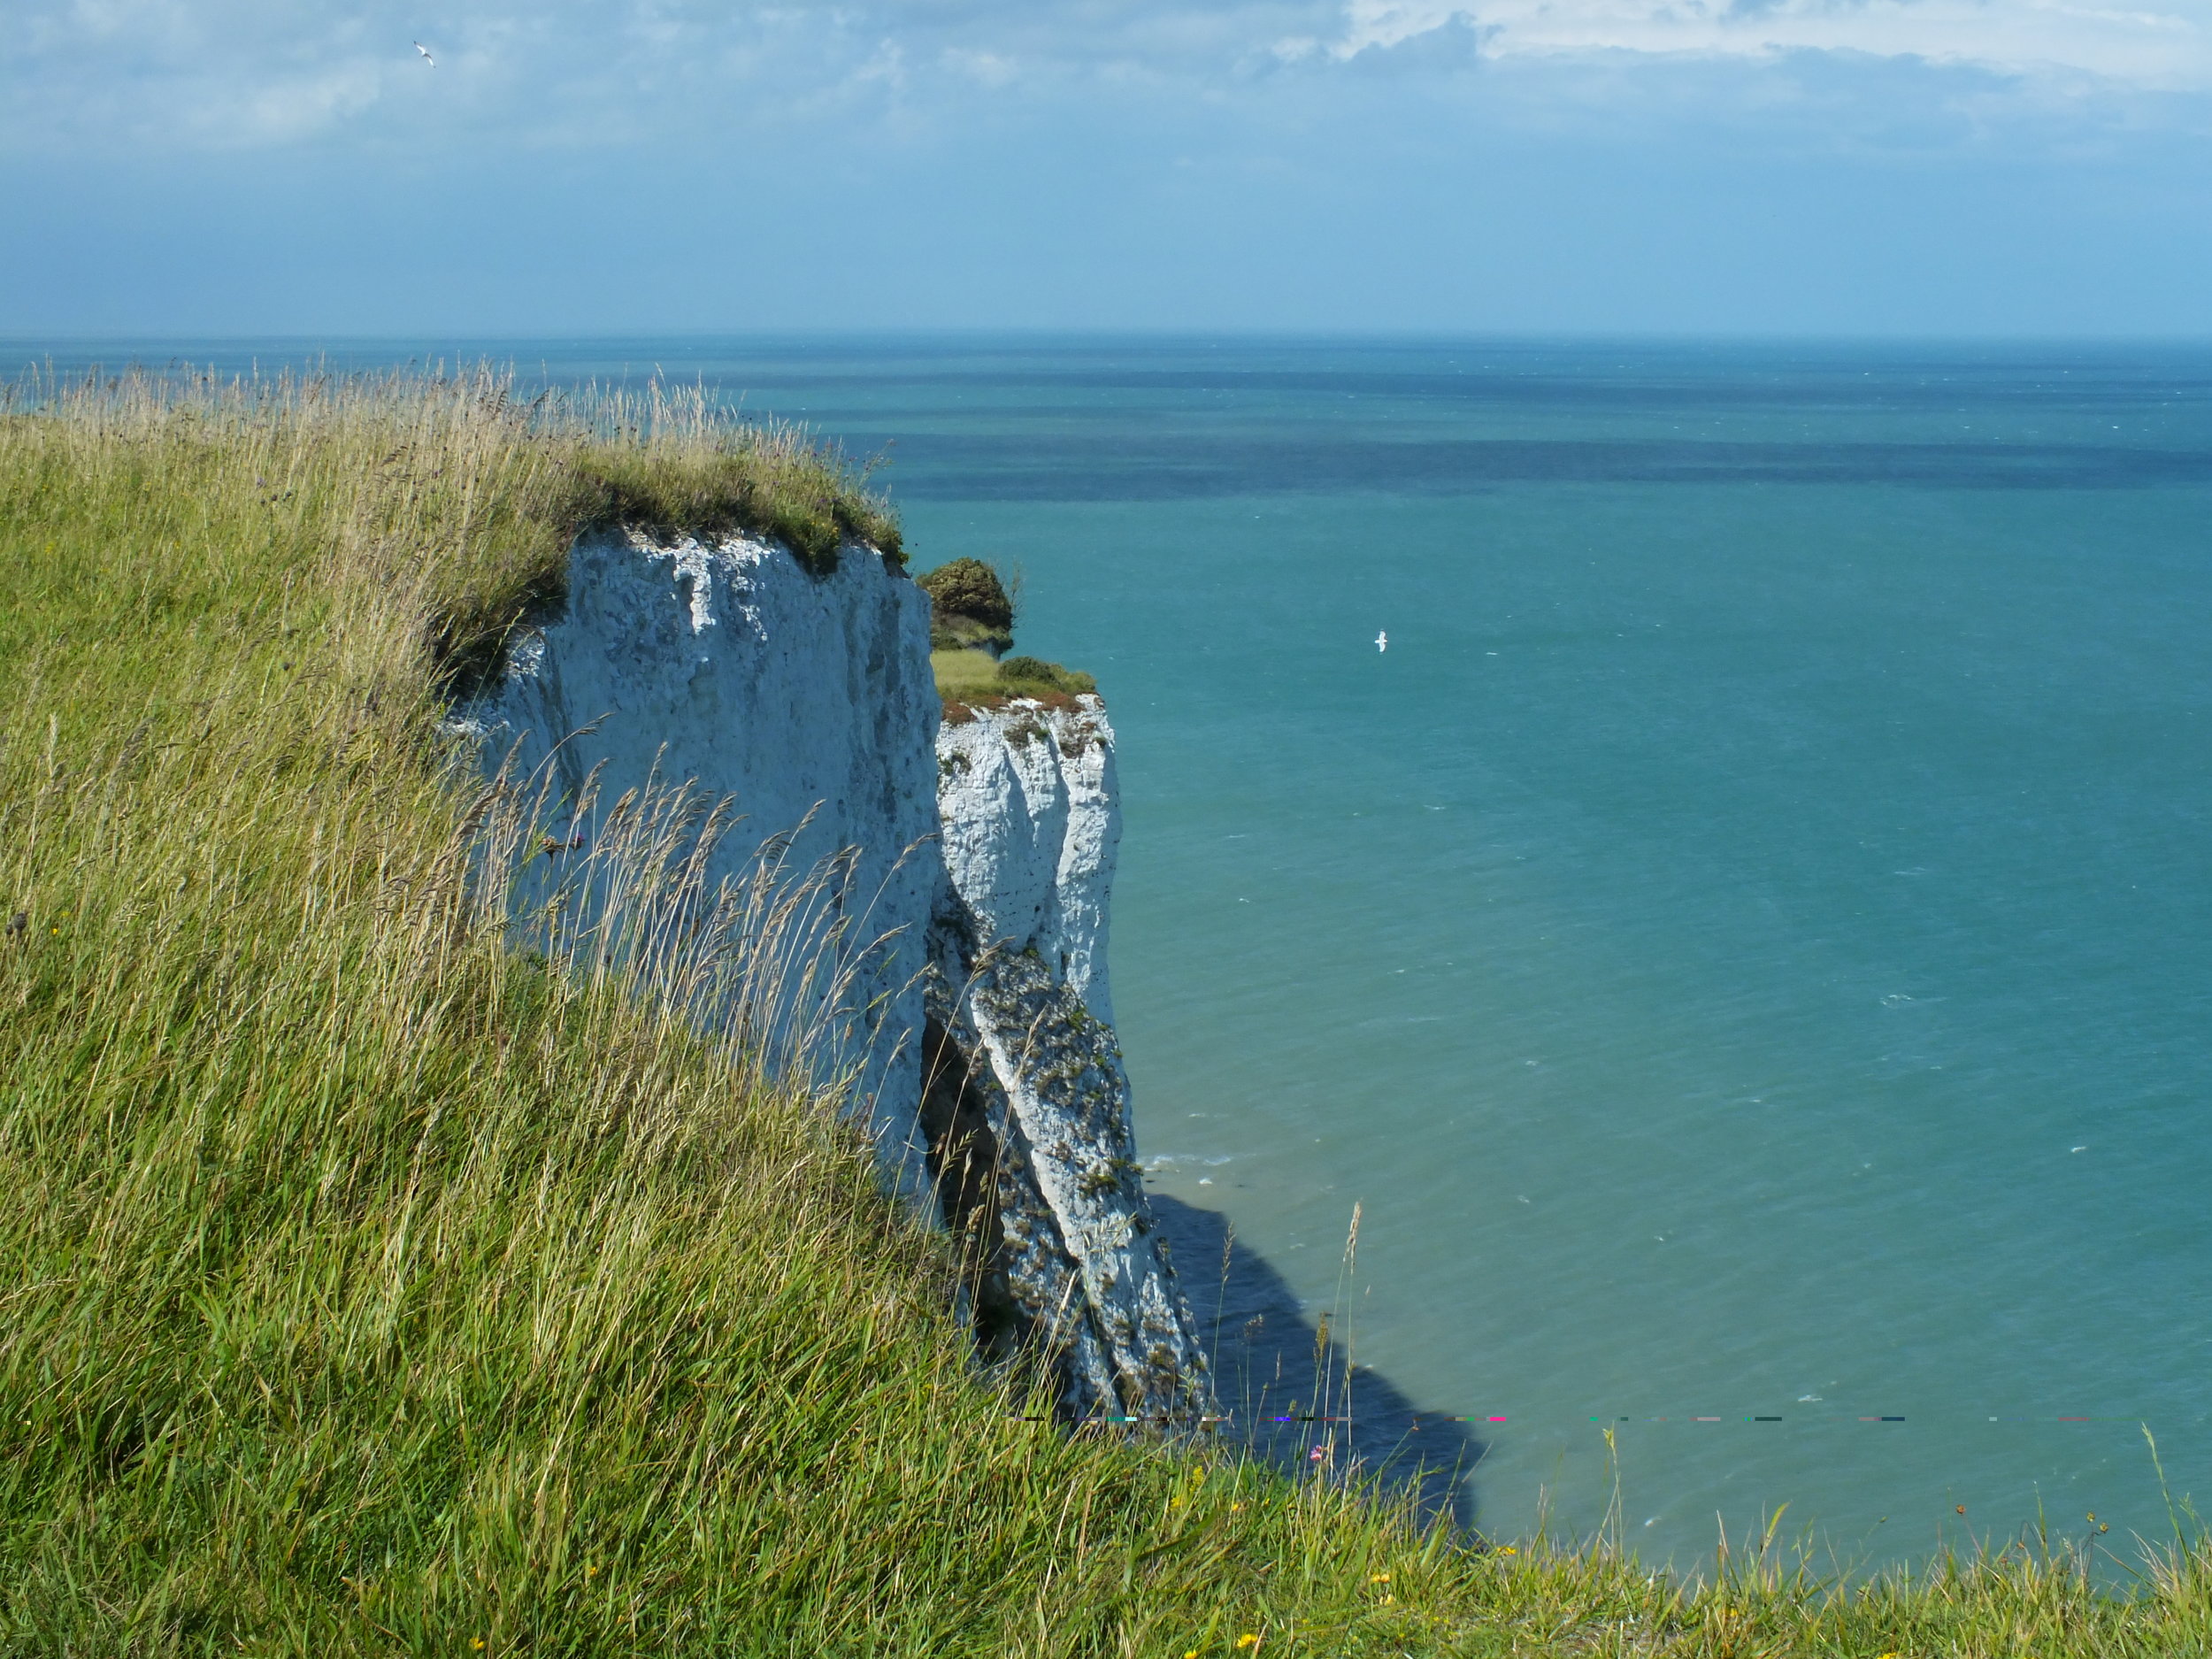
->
457, 528, 1213, 1425
452, 528, 941, 1161
928, 699, 1212, 1423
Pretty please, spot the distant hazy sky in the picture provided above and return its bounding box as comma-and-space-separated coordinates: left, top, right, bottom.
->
7, 0, 2212, 335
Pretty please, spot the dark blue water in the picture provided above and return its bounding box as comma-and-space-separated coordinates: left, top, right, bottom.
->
18, 334, 2212, 1578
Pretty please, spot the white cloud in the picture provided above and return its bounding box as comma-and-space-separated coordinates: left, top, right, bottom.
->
1337, 0, 2212, 86
5, 0, 2211, 155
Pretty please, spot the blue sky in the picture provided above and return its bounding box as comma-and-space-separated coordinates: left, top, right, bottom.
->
7, 0, 2212, 335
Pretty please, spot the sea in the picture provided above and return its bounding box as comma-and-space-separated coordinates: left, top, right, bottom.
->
17, 334, 2212, 1581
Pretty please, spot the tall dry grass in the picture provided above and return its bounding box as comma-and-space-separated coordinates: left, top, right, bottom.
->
2, 364, 901, 699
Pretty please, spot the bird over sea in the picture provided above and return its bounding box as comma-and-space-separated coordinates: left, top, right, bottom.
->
1375, 631, 1387, 652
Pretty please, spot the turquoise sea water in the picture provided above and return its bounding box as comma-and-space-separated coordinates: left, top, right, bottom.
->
19, 336, 2212, 1577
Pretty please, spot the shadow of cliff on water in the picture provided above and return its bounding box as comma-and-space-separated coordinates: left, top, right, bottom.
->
1147, 1194, 1484, 1533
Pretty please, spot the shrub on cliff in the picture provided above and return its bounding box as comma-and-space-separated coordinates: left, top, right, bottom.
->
918, 557, 1016, 655
933, 649, 1098, 716
995, 654, 1096, 698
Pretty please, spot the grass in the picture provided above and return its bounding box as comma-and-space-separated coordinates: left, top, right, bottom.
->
934, 649, 1098, 718
1, 365, 900, 700
996, 656, 1097, 698
4, 365, 2212, 1655
933, 647, 1010, 702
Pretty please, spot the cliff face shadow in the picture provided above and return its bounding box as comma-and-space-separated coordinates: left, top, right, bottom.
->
1148, 1193, 1484, 1532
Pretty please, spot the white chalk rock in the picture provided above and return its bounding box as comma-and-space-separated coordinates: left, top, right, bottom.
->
934, 698, 1118, 1020
454, 529, 940, 1164
932, 698, 1214, 1424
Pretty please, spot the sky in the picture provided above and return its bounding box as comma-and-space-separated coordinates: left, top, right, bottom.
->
6, 0, 2212, 336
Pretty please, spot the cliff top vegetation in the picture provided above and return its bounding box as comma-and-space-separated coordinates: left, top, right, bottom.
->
934, 647, 1100, 719
918, 557, 1101, 713
918, 556, 1017, 656
3, 365, 902, 698
4, 366, 2210, 1655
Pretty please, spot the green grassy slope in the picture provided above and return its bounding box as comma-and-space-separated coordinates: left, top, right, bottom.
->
3, 371, 2208, 1656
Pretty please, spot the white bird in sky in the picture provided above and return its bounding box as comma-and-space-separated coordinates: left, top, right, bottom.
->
414, 40, 436, 66
1375, 630, 1387, 652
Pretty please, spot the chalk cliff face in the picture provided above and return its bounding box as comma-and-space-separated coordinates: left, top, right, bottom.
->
457, 528, 1212, 1425
927, 701, 1213, 1424
455, 528, 941, 1163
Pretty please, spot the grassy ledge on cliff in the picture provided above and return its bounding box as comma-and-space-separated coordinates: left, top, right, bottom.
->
4, 368, 2212, 1656
918, 557, 1099, 717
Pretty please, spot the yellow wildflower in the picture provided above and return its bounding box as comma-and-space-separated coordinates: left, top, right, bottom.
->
1499, 1547, 1518, 1556
1370, 1571, 1391, 1582
1238, 1637, 1261, 1649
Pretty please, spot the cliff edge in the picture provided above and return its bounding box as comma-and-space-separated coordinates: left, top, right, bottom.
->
457, 528, 1213, 1426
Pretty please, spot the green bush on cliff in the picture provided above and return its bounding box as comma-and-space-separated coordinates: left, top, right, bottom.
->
4, 366, 2209, 1657
918, 557, 1016, 656
996, 654, 1097, 698
931, 649, 1098, 713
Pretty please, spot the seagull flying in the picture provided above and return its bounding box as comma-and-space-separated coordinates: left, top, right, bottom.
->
414, 40, 435, 66
1375, 630, 1387, 652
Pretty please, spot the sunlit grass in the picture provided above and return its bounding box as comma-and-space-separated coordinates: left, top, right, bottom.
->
3, 365, 2209, 1654
933, 646, 1005, 700
933, 648, 1098, 716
